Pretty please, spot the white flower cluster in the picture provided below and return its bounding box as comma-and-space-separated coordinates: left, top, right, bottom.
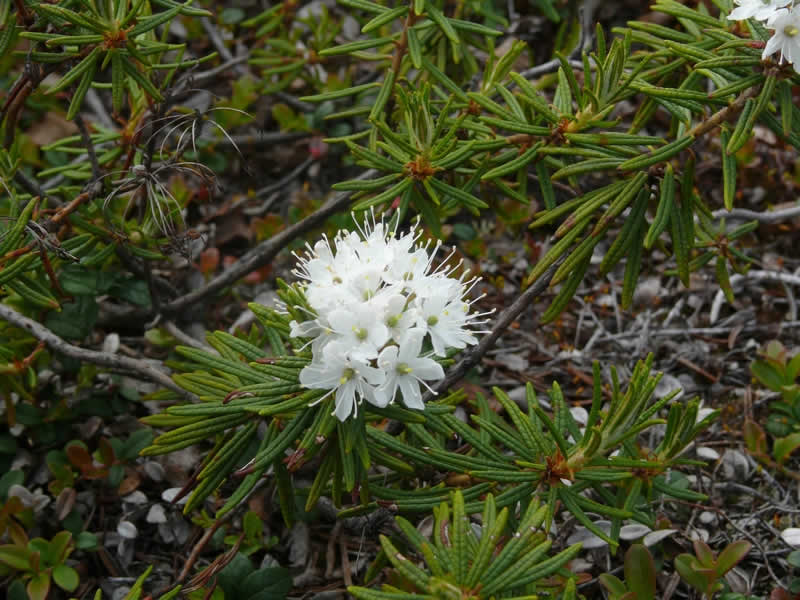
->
728, 0, 800, 73
288, 218, 488, 421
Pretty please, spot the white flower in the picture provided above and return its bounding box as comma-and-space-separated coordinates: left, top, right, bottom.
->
299, 342, 385, 420
416, 294, 479, 356
384, 246, 435, 288
327, 305, 389, 359
382, 294, 418, 340
728, 0, 791, 22
289, 214, 488, 421
762, 7, 800, 73
782, 527, 800, 548
375, 328, 445, 409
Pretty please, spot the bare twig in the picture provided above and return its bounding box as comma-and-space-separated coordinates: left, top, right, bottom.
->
587, 319, 800, 344
710, 270, 800, 324
714, 482, 800, 514
163, 321, 215, 352
274, 91, 315, 114
216, 130, 311, 148
0, 303, 196, 401
200, 17, 234, 64
254, 156, 315, 200
712, 203, 800, 224
14, 171, 52, 205
154, 169, 379, 317
427, 262, 560, 397
518, 57, 587, 81
189, 55, 249, 85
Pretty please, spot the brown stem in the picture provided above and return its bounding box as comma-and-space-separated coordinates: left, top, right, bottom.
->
0, 341, 44, 375
3, 80, 32, 148
13, 0, 32, 25
37, 243, 70, 300
390, 7, 419, 77
688, 82, 762, 139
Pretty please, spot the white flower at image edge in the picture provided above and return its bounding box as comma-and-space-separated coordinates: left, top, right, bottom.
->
781, 527, 800, 548
762, 8, 800, 73
375, 328, 445, 410
299, 341, 385, 421
728, 0, 791, 22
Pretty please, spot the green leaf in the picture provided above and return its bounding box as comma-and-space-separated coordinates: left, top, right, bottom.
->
66, 61, 97, 120
715, 541, 751, 576
45, 296, 99, 340
338, 0, 389, 14
779, 80, 793, 137
216, 552, 254, 596
420, 57, 469, 102
220, 7, 246, 24
243, 567, 293, 600
750, 360, 784, 392
407, 27, 423, 68
424, 2, 460, 46
319, 35, 395, 56
671, 160, 695, 287
75, 532, 98, 550
35, 4, 107, 31
674, 554, 714, 596
47, 46, 102, 95
787, 550, 800, 568
121, 59, 164, 102
111, 50, 125, 113
110, 278, 151, 307
617, 135, 694, 171
621, 210, 646, 310
369, 69, 396, 121
300, 82, 380, 103
720, 127, 737, 211
352, 178, 413, 211
482, 144, 541, 180
716, 256, 734, 304
61, 264, 117, 295
8, 580, 27, 600
121, 429, 156, 459
427, 177, 488, 209
27, 573, 51, 600
0, 545, 33, 570
774, 432, 800, 464
726, 98, 756, 155
743, 418, 767, 455
728, 75, 777, 156
599, 573, 627, 599
625, 545, 656, 600
362, 5, 407, 33
129, 1, 185, 36
53, 564, 79, 592
0, 434, 16, 455
49, 531, 73, 563
414, 193, 442, 238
